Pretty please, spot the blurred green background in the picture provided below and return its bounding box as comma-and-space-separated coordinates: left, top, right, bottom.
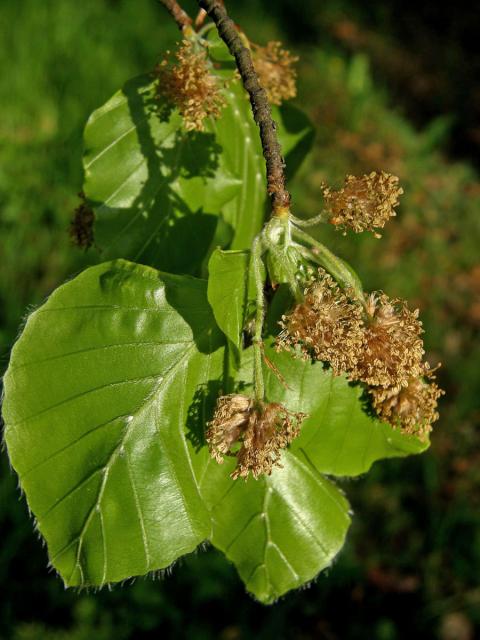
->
1, 1, 479, 638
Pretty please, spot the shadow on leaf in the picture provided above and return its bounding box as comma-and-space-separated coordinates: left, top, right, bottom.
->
87, 74, 236, 276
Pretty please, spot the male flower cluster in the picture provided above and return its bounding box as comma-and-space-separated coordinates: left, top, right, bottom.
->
278, 269, 442, 439
352, 292, 425, 389
206, 394, 305, 480
251, 41, 298, 106
278, 271, 364, 376
155, 39, 226, 131
323, 171, 403, 237
371, 371, 443, 438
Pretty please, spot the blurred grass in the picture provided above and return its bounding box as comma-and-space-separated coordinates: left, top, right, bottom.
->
0, 0, 180, 355
1, 1, 479, 639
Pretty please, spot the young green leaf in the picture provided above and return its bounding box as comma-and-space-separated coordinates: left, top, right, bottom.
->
194, 449, 350, 604
262, 343, 429, 477
207, 248, 251, 361
83, 75, 241, 275
2, 260, 225, 587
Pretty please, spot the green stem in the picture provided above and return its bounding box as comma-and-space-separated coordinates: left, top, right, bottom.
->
252, 234, 266, 402
289, 211, 329, 228
291, 226, 365, 301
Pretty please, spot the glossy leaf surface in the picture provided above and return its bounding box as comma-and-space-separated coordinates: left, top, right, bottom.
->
83, 76, 240, 275
3, 260, 224, 586
195, 450, 351, 604
207, 248, 251, 361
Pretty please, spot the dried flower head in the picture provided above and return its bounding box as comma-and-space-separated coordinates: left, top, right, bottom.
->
252, 41, 298, 106
371, 371, 444, 439
70, 192, 94, 250
323, 171, 403, 237
155, 39, 226, 131
278, 270, 364, 375
206, 394, 305, 480
352, 293, 424, 389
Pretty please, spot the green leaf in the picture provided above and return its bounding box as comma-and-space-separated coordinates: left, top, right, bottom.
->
188, 338, 426, 602
2, 260, 225, 587
83, 75, 241, 275
83, 68, 314, 271
194, 449, 350, 604
207, 248, 251, 361
261, 344, 429, 477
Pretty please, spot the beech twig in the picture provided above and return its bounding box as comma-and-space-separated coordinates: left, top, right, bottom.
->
197, 0, 291, 216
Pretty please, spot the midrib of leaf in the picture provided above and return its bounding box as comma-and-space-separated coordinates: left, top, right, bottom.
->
84, 122, 137, 170
241, 487, 302, 590
124, 446, 150, 573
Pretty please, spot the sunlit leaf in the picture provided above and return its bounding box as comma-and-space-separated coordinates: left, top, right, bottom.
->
3, 260, 224, 586
194, 447, 350, 604
207, 248, 257, 363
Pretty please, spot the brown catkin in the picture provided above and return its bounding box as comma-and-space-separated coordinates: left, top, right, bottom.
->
370, 372, 444, 439
70, 193, 94, 250
155, 39, 226, 131
323, 171, 403, 237
277, 269, 364, 376
206, 394, 305, 480
252, 41, 298, 106
352, 293, 425, 389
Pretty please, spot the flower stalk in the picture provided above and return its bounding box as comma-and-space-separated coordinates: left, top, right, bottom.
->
291, 225, 365, 301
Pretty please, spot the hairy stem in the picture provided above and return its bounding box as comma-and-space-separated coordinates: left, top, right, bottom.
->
292, 226, 365, 301
289, 211, 329, 227
197, 0, 291, 215
158, 0, 193, 31
252, 235, 266, 402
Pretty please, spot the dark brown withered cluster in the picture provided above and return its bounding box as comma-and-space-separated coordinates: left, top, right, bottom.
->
323, 171, 403, 238
69, 193, 94, 250
251, 41, 298, 106
206, 394, 305, 480
155, 39, 226, 131
278, 270, 443, 439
